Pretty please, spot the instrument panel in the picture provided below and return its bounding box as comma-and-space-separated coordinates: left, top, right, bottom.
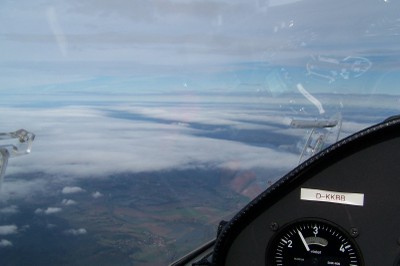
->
266, 218, 363, 265
211, 117, 400, 265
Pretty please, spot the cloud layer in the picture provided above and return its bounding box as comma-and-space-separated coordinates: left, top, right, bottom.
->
3, 103, 301, 177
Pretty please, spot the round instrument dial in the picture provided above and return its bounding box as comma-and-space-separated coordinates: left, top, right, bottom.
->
266, 218, 363, 265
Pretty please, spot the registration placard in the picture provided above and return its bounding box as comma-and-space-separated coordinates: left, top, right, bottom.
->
301, 188, 364, 206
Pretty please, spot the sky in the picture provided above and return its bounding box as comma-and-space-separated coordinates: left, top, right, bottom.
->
1, 0, 399, 92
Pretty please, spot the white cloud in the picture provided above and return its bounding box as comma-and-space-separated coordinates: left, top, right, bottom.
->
45, 207, 62, 214
0, 225, 18, 235
0, 239, 13, 247
61, 199, 77, 206
35, 207, 62, 215
0, 102, 314, 202
0, 205, 19, 214
91, 191, 103, 199
62, 186, 85, 194
3, 95, 389, 184
6, 105, 300, 176
64, 228, 87, 236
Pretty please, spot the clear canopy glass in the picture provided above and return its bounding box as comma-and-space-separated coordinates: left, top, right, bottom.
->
0, 0, 399, 265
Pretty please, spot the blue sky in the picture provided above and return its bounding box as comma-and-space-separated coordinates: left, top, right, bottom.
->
1, 0, 399, 93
